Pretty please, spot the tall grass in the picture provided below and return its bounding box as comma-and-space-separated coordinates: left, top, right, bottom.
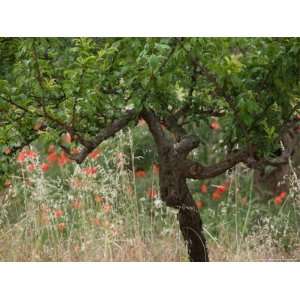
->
0, 131, 299, 261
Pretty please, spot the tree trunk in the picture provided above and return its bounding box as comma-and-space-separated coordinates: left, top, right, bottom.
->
159, 160, 209, 262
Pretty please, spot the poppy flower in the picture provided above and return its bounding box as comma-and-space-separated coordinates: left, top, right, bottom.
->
212, 191, 222, 201
82, 167, 97, 176
210, 120, 221, 130
57, 151, 70, 167
27, 163, 36, 172
54, 209, 64, 218
216, 185, 227, 193
274, 196, 283, 205
17, 149, 38, 163
195, 200, 205, 209
47, 151, 59, 164
200, 184, 208, 193
57, 223, 66, 232
41, 162, 49, 172
88, 149, 101, 159
135, 169, 146, 178
147, 188, 158, 199
279, 191, 287, 199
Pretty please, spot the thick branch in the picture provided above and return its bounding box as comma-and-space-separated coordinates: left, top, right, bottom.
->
183, 150, 249, 179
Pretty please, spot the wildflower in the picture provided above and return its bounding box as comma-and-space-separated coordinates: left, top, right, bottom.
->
195, 200, 205, 209
82, 166, 97, 176
27, 163, 36, 172
210, 119, 221, 130
212, 191, 222, 201
57, 151, 70, 167
216, 185, 227, 193
200, 184, 208, 193
47, 151, 58, 164
147, 188, 158, 199
88, 148, 101, 159
102, 204, 112, 214
274, 196, 283, 206
17, 149, 37, 164
54, 209, 64, 218
135, 169, 146, 178
274, 191, 287, 206
95, 195, 105, 203
41, 162, 49, 172
57, 222, 66, 232
153, 163, 160, 175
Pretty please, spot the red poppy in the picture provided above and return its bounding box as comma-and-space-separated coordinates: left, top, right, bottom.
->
274, 196, 283, 206
279, 191, 287, 199
82, 167, 97, 176
216, 185, 227, 193
200, 184, 208, 193
147, 188, 158, 199
27, 163, 36, 172
212, 191, 222, 201
54, 209, 64, 218
57, 151, 70, 167
210, 120, 221, 130
135, 169, 146, 178
41, 162, 49, 172
47, 151, 59, 164
195, 200, 205, 209
17, 149, 38, 163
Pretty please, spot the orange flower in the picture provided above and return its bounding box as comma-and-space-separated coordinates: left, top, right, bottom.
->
212, 191, 222, 201
147, 188, 158, 200
54, 209, 64, 218
210, 119, 221, 130
95, 195, 105, 203
88, 149, 101, 159
41, 162, 49, 172
102, 204, 112, 214
57, 151, 70, 167
152, 163, 160, 175
82, 167, 97, 176
274, 191, 287, 205
274, 196, 283, 205
57, 222, 66, 232
135, 169, 146, 178
27, 163, 36, 172
47, 151, 58, 164
71, 199, 81, 209
216, 185, 227, 193
17, 149, 37, 163
200, 184, 208, 193
195, 200, 205, 209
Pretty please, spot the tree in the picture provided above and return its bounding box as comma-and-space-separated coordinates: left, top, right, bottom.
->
1, 37, 300, 261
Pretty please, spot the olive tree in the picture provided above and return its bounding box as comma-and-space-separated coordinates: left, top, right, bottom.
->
1, 37, 300, 261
